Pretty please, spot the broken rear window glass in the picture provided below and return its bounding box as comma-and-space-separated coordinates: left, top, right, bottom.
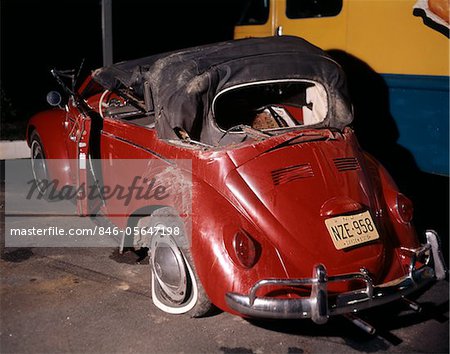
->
213, 80, 328, 132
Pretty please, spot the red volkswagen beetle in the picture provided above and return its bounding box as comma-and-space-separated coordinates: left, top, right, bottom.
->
27, 36, 446, 328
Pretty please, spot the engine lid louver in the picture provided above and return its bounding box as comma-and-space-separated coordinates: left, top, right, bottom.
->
271, 163, 314, 186
333, 157, 361, 172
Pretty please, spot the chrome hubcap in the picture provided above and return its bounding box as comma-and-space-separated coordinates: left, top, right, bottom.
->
151, 226, 187, 303
31, 140, 48, 194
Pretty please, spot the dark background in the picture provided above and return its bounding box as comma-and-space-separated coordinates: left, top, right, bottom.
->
1, 0, 448, 261
1, 0, 242, 139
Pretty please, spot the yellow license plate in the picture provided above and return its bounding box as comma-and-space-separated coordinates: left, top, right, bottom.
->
325, 211, 380, 250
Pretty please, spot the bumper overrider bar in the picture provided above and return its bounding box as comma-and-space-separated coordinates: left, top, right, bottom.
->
225, 230, 447, 324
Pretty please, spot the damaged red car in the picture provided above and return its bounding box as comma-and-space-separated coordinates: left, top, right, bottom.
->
27, 36, 446, 327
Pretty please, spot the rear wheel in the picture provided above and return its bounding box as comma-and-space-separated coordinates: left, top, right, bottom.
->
137, 207, 213, 317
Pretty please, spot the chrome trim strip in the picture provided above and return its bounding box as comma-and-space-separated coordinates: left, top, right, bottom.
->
212, 79, 322, 117
426, 229, 447, 280
100, 130, 174, 165
226, 266, 435, 322
225, 231, 447, 324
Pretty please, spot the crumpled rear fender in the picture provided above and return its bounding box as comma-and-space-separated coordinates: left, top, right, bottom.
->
190, 178, 287, 313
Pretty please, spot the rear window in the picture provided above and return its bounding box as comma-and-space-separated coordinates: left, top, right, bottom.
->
286, 0, 343, 19
213, 80, 328, 132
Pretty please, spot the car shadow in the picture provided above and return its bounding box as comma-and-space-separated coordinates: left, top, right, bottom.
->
244, 51, 449, 350
246, 295, 448, 350
327, 50, 449, 265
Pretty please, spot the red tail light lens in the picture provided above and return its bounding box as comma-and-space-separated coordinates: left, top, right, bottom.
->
397, 193, 414, 223
233, 230, 257, 269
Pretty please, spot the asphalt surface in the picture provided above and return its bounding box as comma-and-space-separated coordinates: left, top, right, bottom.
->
1, 163, 449, 354
1, 243, 448, 354
0, 228, 449, 353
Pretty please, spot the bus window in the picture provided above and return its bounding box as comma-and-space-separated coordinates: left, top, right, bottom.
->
238, 0, 270, 25
286, 0, 343, 19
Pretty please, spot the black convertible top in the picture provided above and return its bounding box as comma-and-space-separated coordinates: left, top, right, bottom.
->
92, 36, 353, 145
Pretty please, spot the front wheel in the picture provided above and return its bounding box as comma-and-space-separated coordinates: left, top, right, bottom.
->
30, 131, 48, 196
138, 207, 213, 317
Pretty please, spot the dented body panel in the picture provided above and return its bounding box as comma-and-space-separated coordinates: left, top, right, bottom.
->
28, 37, 445, 322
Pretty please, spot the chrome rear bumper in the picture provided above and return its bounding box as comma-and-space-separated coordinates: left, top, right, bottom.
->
225, 230, 447, 324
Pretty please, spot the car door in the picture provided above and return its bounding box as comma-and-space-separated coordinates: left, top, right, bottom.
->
63, 99, 82, 183
94, 90, 161, 226
64, 97, 92, 216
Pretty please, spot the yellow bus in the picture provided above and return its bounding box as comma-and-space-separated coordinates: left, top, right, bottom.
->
234, 0, 449, 175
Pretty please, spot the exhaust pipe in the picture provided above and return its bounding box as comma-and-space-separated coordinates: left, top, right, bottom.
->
402, 297, 422, 312
344, 313, 376, 335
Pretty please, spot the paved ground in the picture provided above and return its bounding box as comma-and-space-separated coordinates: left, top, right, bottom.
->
1, 161, 448, 353
0, 244, 448, 354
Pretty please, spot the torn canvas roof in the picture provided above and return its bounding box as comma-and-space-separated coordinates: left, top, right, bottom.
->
92, 36, 353, 145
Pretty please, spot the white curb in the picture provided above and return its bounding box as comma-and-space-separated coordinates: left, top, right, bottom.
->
0, 140, 30, 160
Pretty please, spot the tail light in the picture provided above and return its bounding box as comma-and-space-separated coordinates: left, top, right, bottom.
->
396, 193, 414, 224
233, 230, 257, 269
